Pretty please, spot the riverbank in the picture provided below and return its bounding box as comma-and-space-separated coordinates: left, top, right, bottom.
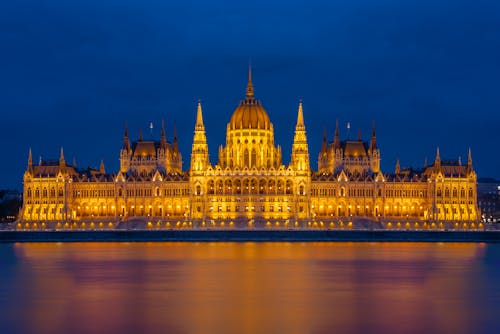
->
0, 229, 498, 242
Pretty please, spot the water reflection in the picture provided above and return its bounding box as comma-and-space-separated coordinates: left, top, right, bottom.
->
0, 242, 498, 334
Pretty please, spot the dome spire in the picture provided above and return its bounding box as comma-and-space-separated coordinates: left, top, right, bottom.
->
246, 63, 254, 98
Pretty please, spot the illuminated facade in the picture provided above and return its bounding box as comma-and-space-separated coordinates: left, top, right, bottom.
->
20, 71, 479, 225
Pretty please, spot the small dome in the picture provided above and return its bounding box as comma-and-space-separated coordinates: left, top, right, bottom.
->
229, 98, 271, 130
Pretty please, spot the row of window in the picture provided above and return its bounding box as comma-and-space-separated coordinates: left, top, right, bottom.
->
311, 188, 427, 198
26, 188, 63, 198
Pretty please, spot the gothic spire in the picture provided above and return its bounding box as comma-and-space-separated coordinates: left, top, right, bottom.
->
369, 121, 377, 152
246, 63, 254, 98
321, 128, 327, 154
434, 147, 441, 167
59, 147, 65, 168
467, 147, 473, 170
296, 99, 305, 129
173, 126, 179, 152
196, 100, 205, 130
28, 148, 33, 168
99, 159, 105, 174
123, 122, 131, 151
395, 158, 401, 174
333, 119, 341, 150
160, 119, 167, 148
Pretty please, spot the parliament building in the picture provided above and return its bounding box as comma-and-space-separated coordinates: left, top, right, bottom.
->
19, 71, 479, 228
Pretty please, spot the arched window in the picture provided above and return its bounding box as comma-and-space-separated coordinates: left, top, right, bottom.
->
50, 187, 55, 197
251, 149, 257, 167
244, 149, 249, 167
437, 188, 442, 197
118, 188, 123, 196
42, 188, 48, 197
58, 188, 63, 196
452, 188, 457, 197
445, 188, 450, 197
460, 188, 465, 197
299, 185, 305, 196
196, 185, 201, 195
27, 188, 32, 197
468, 188, 473, 197
35, 188, 40, 197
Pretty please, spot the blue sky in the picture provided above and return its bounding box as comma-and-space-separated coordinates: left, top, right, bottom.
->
1, 0, 499, 189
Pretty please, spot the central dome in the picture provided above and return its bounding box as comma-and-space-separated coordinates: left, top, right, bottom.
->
229, 98, 271, 130
228, 69, 271, 130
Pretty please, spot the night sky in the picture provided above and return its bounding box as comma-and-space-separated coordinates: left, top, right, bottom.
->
1, 0, 499, 190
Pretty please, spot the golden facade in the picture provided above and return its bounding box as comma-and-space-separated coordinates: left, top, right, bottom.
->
20, 71, 479, 225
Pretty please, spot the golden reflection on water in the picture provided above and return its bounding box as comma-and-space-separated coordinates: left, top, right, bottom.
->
2, 242, 495, 334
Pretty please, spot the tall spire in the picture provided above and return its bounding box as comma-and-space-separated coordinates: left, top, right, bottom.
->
246, 63, 254, 98
434, 147, 441, 167
123, 122, 131, 151
173, 126, 179, 152
28, 148, 33, 168
196, 100, 205, 130
395, 158, 401, 174
467, 147, 473, 170
321, 128, 327, 154
59, 147, 65, 168
369, 121, 377, 152
333, 119, 341, 150
99, 159, 105, 174
291, 99, 310, 172
160, 119, 167, 148
296, 99, 305, 129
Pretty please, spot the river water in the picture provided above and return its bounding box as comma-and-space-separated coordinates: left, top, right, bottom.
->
0, 242, 499, 334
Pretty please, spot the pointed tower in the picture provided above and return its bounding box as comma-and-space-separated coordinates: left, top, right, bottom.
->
120, 123, 132, 173
434, 147, 441, 169
333, 119, 341, 150
291, 100, 310, 173
25, 148, 34, 175
160, 119, 167, 149
190, 100, 210, 174
467, 148, 474, 173
28, 148, 33, 168
395, 159, 401, 174
318, 127, 328, 172
321, 128, 327, 155
368, 122, 380, 173
173, 126, 179, 153
246, 63, 254, 98
59, 147, 66, 169
99, 160, 106, 174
